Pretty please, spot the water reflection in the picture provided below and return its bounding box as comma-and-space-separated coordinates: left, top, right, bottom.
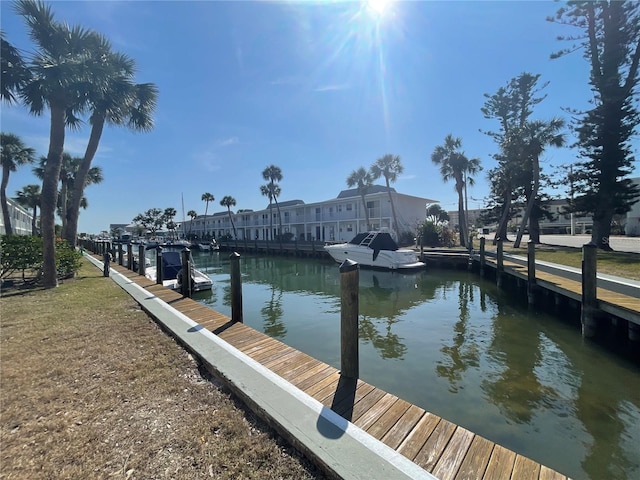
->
190, 251, 640, 480
483, 306, 558, 424
261, 286, 286, 339
436, 282, 480, 394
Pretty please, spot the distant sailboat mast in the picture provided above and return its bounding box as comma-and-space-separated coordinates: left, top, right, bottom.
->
181, 193, 186, 239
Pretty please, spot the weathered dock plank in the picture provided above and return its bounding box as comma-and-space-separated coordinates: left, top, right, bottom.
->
454, 434, 494, 480
431, 426, 475, 480
380, 404, 426, 450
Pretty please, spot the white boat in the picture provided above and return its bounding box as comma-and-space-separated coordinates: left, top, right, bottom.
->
324, 231, 425, 270
144, 249, 213, 292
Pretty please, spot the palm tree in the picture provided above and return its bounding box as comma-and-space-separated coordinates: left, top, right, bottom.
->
260, 183, 281, 241
346, 167, 374, 231
15, 0, 112, 287
56, 153, 81, 236
65, 55, 158, 246
201, 192, 214, 239
511, 118, 565, 248
1, 33, 30, 104
1, 133, 36, 235
370, 154, 404, 238
15, 184, 41, 235
220, 196, 238, 239
34, 153, 103, 235
187, 209, 197, 238
262, 165, 283, 240
431, 136, 481, 247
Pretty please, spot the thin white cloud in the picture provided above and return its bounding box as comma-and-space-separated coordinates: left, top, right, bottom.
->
193, 149, 221, 173
313, 83, 350, 92
270, 76, 302, 86
216, 136, 239, 147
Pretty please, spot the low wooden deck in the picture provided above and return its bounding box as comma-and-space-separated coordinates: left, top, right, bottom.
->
109, 261, 570, 480
481, 256, 640, 325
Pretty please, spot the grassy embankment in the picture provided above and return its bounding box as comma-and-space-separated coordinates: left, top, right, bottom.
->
0, 260, 326, 480
498, 244, 640, 281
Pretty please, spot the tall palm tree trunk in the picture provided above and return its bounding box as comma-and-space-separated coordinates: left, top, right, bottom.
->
274, 197, 283, 243
268, 201, 273, 241
41, 104, 66, 288
1, 166, 13, 235
385, 180, 400, 237
227, 208, 237, 238
31, 205, 38, 236
456, 181, 467, 248
514, 157, 539, 248
360, 194, 371, 231
494, 188, 512, 245
64, 114, 105, 246
59, 177, 69, 237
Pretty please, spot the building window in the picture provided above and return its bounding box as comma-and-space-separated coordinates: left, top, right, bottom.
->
346, 204, 352, 211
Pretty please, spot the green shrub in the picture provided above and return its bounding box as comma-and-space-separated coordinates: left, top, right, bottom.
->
417, 221, 456, 247
0, 235, 82, 281
55, 239, 82, 279
1, 235, 42, 280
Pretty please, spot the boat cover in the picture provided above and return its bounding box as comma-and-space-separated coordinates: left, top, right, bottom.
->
348, 232, 399, 261
162, 251, 182, 280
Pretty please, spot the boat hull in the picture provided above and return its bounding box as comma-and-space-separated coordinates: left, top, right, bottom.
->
324, 244, 425, 270
144, 266, 213, 292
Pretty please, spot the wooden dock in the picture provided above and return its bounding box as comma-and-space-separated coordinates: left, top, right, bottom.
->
476, 254, 640, 327
107, 261, 570, 480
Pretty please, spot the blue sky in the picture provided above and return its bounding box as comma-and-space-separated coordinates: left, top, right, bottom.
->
2, 0, 637, 235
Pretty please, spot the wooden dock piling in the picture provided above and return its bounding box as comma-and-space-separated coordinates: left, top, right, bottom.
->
156, 246, 163, 284
496, 238, 504, 288
581, 243, 598, 337
230, 252, 243, 323
527, 240, 536, 305
138, 244, 146, 276
340, 259, 359, 379
479, 237, 486, 277
127, 243, 133, 271
180, 248, 193, 298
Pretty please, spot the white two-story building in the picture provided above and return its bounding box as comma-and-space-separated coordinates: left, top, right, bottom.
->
183, 186, 436, 243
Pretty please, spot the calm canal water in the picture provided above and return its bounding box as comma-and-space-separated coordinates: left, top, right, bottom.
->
187, 251, 639, 480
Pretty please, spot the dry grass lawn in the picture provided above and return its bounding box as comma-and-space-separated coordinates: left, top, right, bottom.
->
0, 260, 327, 480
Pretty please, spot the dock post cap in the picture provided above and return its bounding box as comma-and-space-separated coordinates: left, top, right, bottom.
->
230, 251, 240, 259
339, 259, 359, 273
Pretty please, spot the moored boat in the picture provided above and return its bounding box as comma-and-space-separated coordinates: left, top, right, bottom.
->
324, 231, 425, 270
144, 248, 212, 292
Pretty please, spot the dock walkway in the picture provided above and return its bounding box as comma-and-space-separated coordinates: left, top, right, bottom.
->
93, 255, 570, 480
478, 253, 640, 326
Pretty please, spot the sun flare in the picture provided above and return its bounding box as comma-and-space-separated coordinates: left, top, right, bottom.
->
366, 0, 392, 16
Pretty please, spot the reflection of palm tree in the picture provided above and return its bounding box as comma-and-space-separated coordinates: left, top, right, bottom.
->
482, 305, 556, 424
436, 281, 480, 393
358, 315, 407, 360
261, 286, 286, 339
